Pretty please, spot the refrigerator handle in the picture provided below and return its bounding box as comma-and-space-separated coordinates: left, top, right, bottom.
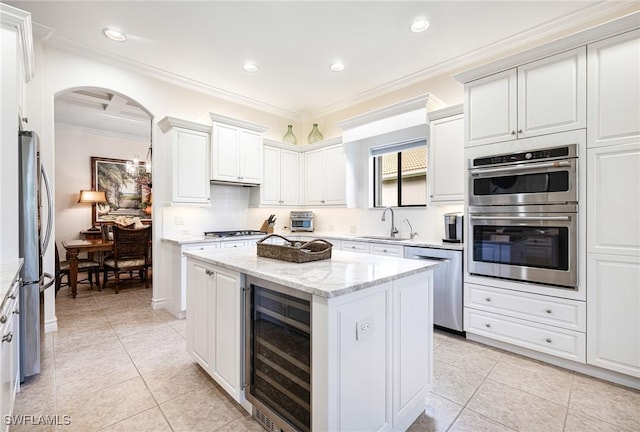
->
40, 273, 55, 292
41, 165, 53, 254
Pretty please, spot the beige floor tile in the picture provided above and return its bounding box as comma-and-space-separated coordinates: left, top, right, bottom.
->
13, 371, 56, 414
153, 308, 179, 322
126, 337, 193, 375
167, 318, 187, 338
6, 405, 62, 432
449, 409, 516, 432
142, 361, 217, 404
569, 374, 640, 431
57, 377, 156, 432
97, 406, 172, 432
118, 323, 184, 350
160, 387, 245, 432
467, 379, 567, 432
214, 415, 265, 432
407, 392, 463, 432
564, 410, 630, 432
435, 336, 503, 377
53, 327, 120, 354
488, 353, 574, 406
432, 360, 485, 406
433, 331, 451, 350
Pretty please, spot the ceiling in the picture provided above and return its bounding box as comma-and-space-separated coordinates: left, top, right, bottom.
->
9, 1, 635, 120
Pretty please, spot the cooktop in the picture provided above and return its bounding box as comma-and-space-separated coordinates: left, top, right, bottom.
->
203, 230, 267, 238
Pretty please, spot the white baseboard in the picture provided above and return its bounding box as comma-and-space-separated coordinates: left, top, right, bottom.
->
151, 297, 165, 310
43, 317, 58, 333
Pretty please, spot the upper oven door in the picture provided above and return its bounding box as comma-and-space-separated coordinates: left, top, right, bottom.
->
468, 211, 577, 288
469, 158, 577, 206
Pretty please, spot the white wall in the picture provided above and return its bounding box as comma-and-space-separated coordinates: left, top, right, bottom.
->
54, 125, 150, 250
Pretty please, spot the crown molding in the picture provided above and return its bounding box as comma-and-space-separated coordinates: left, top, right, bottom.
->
55, 121, 150, 143
263, 136, 342, 153
1, 3, 35, 82
455, 9, 640, 84
309, 2, 637, 119
209, 112, 268, 133
158, 116, 210, 134
427, 104, 464, 122
41, 34, 301, 121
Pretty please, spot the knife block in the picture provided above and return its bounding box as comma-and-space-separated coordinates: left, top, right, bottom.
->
259, 220, 274, 233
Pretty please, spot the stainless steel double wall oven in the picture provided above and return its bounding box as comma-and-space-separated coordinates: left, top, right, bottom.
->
468, 144, 578, 289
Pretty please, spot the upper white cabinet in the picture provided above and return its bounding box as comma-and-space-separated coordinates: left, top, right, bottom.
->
428, 105, 464, 203
465, 47, 586, 147
210, 113, 267, 185
587, 29, 640, 149
158, 117, 211, 205
304, 144, 346, 206
260, 145, 300, 206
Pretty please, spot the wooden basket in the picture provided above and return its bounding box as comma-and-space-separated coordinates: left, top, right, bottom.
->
256, 234, 332, 263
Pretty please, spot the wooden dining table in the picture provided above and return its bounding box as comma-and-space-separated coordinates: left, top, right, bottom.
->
61, 239, 113, 298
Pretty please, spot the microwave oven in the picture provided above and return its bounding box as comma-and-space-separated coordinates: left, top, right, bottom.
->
290, 211, 313, 232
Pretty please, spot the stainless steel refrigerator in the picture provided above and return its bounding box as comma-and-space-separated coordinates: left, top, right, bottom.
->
18, 131, 53, 381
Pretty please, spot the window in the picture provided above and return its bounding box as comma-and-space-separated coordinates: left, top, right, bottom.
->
372, 140, 427, 207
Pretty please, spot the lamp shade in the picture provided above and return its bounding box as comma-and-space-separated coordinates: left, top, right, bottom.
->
77, 190, 107, 204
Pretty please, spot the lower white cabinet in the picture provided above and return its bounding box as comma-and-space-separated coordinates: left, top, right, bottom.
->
1, 275, 20, 432
587, 253, 640, 377
340, 240, 369, 254
186, 260, 244, 402
369, 242, 404, 258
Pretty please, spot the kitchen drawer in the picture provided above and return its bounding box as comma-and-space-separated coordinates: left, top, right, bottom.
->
369, 242, 404, 258
184, 243, 219, 253
221, 240, 248, 249
465, 308, 586, 363
341, 240, 370, 254
465, 283, 585, 331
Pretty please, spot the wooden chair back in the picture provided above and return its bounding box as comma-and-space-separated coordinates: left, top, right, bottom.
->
112, 225, 151, 263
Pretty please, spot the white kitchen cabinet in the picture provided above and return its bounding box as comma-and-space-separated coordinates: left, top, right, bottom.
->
158, 117, 211, 205
369, 242, 404, 258
587, 30, 640, 149
210, 115, 267, 185
587, 142, 640, 257
340, 240, 370, 254
304, 144, 346, 206
220, 239, 251, 249
587, 253, 640, 377
260, 145, 299, 206
1, 273, 20, 432
186, 260, 244, 401
465, 47, 586, 147
428, 106, 464, 203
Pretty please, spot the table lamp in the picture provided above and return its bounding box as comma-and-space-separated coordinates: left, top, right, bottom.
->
78, 189, 107, 231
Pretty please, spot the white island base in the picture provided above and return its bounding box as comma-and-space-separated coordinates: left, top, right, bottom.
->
184, 247, 435, 432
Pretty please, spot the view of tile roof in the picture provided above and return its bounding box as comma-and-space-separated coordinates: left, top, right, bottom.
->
382, 147, 426, 176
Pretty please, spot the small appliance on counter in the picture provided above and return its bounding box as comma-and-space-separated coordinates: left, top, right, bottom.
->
290, 211, 313, 232
443, 212, 463, 243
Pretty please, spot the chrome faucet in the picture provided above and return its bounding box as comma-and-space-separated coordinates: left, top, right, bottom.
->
381, 207, 399, 238
403, 218, 418, 239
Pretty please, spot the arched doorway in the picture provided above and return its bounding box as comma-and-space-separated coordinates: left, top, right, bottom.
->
53, 87, 154, 298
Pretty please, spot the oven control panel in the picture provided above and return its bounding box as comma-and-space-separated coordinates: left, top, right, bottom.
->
473, 145, 574, 167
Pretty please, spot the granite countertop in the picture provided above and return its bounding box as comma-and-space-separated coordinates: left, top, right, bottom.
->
0, 259, 23, 306
184, 246, 437, 298
163, 232, 464, 250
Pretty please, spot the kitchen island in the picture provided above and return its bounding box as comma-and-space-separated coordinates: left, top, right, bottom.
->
184, 246, 437, 432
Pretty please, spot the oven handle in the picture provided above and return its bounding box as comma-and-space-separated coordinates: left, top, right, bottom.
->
470, 215, 572, 221
469, 160, 571, 176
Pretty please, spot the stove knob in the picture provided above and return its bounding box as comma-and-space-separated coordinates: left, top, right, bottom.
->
525, 152, 532, 160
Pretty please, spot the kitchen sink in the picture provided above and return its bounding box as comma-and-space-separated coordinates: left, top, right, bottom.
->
357, 235, 411, 241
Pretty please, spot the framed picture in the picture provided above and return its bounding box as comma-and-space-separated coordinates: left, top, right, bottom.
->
91, 156, 152, 225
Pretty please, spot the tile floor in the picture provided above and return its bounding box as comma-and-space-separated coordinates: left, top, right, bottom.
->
11, 279, 640, 432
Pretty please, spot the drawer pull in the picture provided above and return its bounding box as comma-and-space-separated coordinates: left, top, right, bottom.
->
13, 309, 19, 315
0, 315, 6, 324
485, 297, 491, 302
2, 332, 12, 343
383, 249, 388, 253
545, 338, 552, 343
545, 309, 552, 314
485, 323, 491, 328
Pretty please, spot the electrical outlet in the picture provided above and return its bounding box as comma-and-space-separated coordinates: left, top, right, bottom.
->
174, 215, 184, 225
180, 228, 190, 236
356, 316, 374, 341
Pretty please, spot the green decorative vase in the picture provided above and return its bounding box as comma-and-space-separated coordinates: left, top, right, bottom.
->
282, 125, 297, 145
307, 123, 323, 144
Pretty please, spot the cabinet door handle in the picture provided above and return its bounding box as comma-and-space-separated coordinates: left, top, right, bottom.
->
511, 130, 516, 135
485, 297, 491, 302
0, 315, 6, 324
518, 129, 523, 134
545, 308, 552, 314
485, 323, 491, 328
13, 309, 19, 315
545, 338, 552, 343
2, 332, 13, 343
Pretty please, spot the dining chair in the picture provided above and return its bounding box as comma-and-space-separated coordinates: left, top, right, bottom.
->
54, 243, 101, 296
103, 225, 152, 293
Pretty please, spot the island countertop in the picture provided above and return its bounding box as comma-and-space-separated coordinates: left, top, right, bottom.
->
184, 246, 438, 298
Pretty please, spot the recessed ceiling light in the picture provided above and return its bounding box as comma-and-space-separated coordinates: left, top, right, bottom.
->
410, 17, 430, 33
243, 63, 259, 72
103, 28, 126, 42
330, 62, 344, 72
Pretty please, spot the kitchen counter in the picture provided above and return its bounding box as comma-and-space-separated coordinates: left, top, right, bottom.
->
184, 246, 437, 298
163, 232, 464, 250
0, 259, 23, 303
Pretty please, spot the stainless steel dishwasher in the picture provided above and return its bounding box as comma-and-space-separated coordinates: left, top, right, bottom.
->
405, 246, 463, 333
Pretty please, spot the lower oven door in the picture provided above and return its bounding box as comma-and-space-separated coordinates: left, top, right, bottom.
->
469, 212, 577, 288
